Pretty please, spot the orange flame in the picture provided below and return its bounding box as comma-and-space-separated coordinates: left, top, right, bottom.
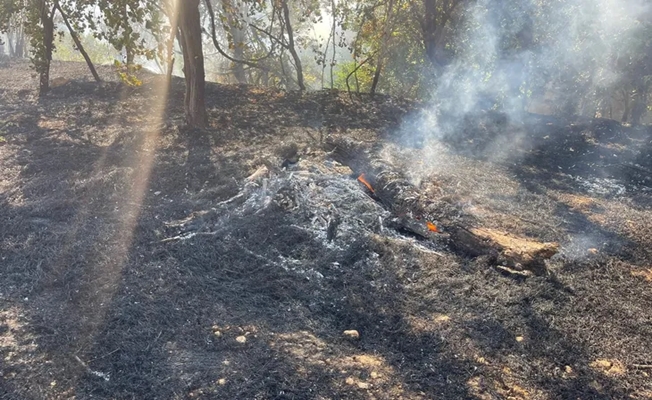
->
426, 221, 438, 232
357, 173, 375, 193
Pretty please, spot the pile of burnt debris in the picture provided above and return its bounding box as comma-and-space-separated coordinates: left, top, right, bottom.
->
164, 132, 562, 279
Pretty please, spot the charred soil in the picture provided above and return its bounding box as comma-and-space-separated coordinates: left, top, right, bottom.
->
1, 60, 652, 399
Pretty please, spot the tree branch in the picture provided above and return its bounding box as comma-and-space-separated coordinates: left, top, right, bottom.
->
203, 0, 272, 70
54, 0, 101, 82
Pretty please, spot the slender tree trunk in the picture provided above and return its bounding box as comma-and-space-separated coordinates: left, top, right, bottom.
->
37, 1, 55, 96
165, 13, 179, 85
421, 0, 461, 71
370, 0, 395, 95
370, 60, 382, 95
280, 0, 305, 90
330, 0, 336, 89
178, 0, 207, 128
122, 3, 135, 66
55, 1, 101, 82
16, 27, 26, 58
621, 90, 630, 123
7, 31, 15, 57
630, 91, 648, 126
222, 0, 247, 84
422, 0, 438, 67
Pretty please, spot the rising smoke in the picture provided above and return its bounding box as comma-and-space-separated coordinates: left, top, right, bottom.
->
398, 0, 651, 166
446, 0, 648, 117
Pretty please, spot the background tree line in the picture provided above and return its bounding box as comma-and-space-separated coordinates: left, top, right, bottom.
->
1, 0, 651, 128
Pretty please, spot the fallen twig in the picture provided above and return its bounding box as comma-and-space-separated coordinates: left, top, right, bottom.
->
74, 355, 110, 381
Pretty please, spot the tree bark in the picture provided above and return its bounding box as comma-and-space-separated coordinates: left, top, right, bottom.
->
420, 0, 462, 70
370, 59, 382, 95
222, 0, 247, 83
178, 0, 207, 128
55, 1, 101, 82
330, 0, 336, 89
165, 10, 178, 85
422, 0, 439, 67
325, 136, 558, 275
7, 31, 14, 57
280, 0, 304, 90
621, 90, 630, 123
37, 1, 55, 96
15, 27, 25, 58
630, 82, 648, 126
123, 3, 134, 66
370, 0, 395, 95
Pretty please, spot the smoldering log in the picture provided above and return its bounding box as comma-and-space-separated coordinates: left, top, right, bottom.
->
324, 136, 558, 275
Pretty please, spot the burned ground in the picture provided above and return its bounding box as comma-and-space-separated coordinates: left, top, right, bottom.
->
1, 60, 652, 399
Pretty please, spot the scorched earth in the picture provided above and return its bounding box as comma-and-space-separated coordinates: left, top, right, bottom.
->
1, 60, 652, 399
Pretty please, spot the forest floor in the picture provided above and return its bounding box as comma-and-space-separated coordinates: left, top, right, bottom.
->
1, 60, 652, 400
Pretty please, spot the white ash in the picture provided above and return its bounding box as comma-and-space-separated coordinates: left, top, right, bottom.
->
165, 155, 389, 245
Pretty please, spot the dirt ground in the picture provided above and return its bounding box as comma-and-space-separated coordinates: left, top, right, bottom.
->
1, 60, 652, 399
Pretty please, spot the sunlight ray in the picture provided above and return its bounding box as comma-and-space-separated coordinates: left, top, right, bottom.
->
42, 1, 183, 364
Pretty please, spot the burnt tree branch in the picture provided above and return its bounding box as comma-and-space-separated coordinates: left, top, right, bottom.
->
54, 1, 101, 82
325, 136, 558, 275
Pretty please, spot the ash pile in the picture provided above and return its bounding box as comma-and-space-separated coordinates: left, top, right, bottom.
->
161, 147, 430, 280
162, 139, 560, 279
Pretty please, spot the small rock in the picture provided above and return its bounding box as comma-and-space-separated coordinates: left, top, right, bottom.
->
515, 336, 524, 342
357, 382, 371, 389
236, 335, 247, 344
217, 378, 227, 385
343, 330, 360, 340
345, 377, 356, 385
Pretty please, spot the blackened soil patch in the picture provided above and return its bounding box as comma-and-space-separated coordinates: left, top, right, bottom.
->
1, 60, 651, 400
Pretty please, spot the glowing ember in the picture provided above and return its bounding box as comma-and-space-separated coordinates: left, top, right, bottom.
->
426, 221, 438, 232
357, 173, 375, 193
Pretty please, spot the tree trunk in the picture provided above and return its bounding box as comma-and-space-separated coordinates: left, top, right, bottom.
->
280, 0, 305, 90
630, 83, 648, 126
330, 0, 336, 89
37, 1, 55, 96
325, 136, 558, 275
370, 60, 382, 95
16, 27, 25, 58
165, 13, 178, 85
55, 1, 101, 82
420, 0, 461, 71
422, 0, 438, 67
178, 0, 207, 128
621, 90, 630, 123
370, 0, 395, 95
123, 2, 134, 66
222, 0, 247, 84
7, 31, 14, 57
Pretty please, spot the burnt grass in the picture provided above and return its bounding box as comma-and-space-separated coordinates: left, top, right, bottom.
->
1, 60, 652, 400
